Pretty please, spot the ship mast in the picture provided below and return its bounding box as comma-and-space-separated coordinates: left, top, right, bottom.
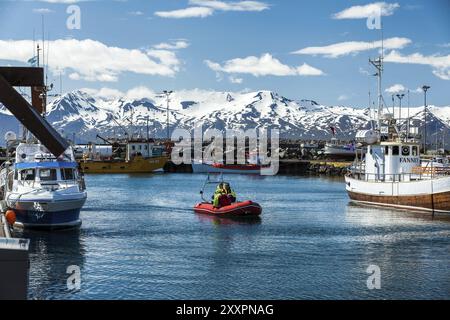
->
369, 30, 384, 133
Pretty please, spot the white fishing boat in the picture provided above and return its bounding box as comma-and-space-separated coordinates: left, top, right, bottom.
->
0, 142, 87, 229
345, 52, 450, 214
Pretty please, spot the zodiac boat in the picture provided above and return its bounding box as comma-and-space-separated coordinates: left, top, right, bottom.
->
193, 173, 262, 217
194, 200, 262, 217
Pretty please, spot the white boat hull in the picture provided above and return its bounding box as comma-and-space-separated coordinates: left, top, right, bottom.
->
345, 175, 450, 213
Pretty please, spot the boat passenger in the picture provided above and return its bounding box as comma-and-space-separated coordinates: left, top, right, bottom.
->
213, 183, 231, 208
223, 183, 236, 203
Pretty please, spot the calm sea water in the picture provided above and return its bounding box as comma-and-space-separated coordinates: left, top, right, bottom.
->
16, 174, 450, 300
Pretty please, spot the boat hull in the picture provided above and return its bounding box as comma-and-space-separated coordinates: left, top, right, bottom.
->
14, 208, 82, 229
191, 161, 262, 174
323, 146, 355, 160
8, 197, 86, 229
345, 175, 450, 213
347, 190, 450, 213
194, 201, 262, 217
80, 156, 168, 173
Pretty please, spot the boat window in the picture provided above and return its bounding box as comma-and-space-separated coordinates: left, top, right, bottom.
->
385, 146, 389, 154
132, 145, 136, 150
39, 169, 57, 181
61, 168, 74, 180
392, 146, 399, 156
412, 146, 418, 156
401, 146, 410, 156
20, 169, 35, 181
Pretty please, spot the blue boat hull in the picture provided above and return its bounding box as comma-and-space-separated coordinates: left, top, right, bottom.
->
14, 208, 82, 229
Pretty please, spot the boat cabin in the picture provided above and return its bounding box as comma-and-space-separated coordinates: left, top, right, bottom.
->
364, 142, 420, 182
126, 141, 164, 161
10, 143, 80, 190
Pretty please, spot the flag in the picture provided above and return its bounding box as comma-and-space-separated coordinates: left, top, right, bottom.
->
27, 56, 38, 67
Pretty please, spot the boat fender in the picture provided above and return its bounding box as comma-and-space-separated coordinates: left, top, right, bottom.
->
5, 210, 16, 226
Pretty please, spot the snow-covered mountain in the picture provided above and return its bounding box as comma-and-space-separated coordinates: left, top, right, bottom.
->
1, 89, 449, 146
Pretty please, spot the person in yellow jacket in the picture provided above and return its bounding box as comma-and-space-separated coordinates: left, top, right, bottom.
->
213, 183, 226, 208
212, 182, 237, 207
223, 183, 236, 203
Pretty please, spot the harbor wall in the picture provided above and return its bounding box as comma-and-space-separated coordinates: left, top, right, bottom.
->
163, 160, 351, 176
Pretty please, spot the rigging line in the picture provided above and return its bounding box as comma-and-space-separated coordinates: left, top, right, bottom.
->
46, 31, 50, 84
32, 28, 36, 59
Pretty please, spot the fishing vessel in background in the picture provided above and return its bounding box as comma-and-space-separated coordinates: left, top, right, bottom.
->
78, 137, 168, 173
323, 137, 356, 160
192, 152, 269, 174
345, 52, 450, 214
191, 160, 266, 174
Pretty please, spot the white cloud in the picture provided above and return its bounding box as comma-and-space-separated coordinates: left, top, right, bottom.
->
79, 86, 156, 101
40, 0, 87, 3
80, 87, 125, 101
385, 84, 406, 94
128, 11, 144, 16
385, 84, 428, 94
124, 86, 156, 100
292, 37, 411, 58
229, 75, 243, 84
384, 50, 450, 80
0, 39, 183, 82
188, 0, 269, 12
333, 2, 400, 19
338, 94, 349, 101
155, 7, 214, 19
296, 63, 324, 76
155, 0, 269, 19
153, 40, 190, 50
359, 67, 371, 76
205, 53, 324, 77
33, 8, 54, 14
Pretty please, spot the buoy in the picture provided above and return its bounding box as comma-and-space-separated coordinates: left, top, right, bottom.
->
5, 210, 16, 226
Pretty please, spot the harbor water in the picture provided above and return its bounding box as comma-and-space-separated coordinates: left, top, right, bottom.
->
17, 174, 450, 300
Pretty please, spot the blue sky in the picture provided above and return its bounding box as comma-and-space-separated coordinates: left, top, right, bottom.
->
0, 0, 449, 107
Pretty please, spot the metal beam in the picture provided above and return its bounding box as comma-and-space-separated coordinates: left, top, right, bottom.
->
0, 67, 44, 87
0, 74, 68, 156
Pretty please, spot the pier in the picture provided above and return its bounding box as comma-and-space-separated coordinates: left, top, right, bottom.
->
163, 159, 351, 176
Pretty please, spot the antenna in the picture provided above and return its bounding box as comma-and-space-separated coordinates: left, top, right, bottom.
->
41, 14, 45, 71
46, 31, 50, 87
407, 89, 410, 141
369, 21, 385, 133
33, 29, 36, 59
163, 90, 173, 140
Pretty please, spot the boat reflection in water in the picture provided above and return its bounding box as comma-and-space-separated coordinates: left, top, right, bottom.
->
345, 201, 450, 224
196, 213, 262, 226
14, 228, 85, 300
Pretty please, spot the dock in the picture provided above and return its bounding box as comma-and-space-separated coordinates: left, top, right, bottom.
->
163, 159, 351, 175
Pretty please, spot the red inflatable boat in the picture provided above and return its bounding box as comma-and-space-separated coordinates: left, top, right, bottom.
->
194, 200, 262, 217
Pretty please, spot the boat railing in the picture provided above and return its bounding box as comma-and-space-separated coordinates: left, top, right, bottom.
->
347, 168, 450, 182
411, 166, 450, 176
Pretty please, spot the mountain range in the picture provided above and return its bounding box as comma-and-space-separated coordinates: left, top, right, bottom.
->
1, 89, 449, 147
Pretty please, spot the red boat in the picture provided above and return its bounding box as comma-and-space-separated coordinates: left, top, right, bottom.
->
194, 200, 262, 217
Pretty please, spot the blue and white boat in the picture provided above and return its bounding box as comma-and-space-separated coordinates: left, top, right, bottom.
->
0, 142, 87, 229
